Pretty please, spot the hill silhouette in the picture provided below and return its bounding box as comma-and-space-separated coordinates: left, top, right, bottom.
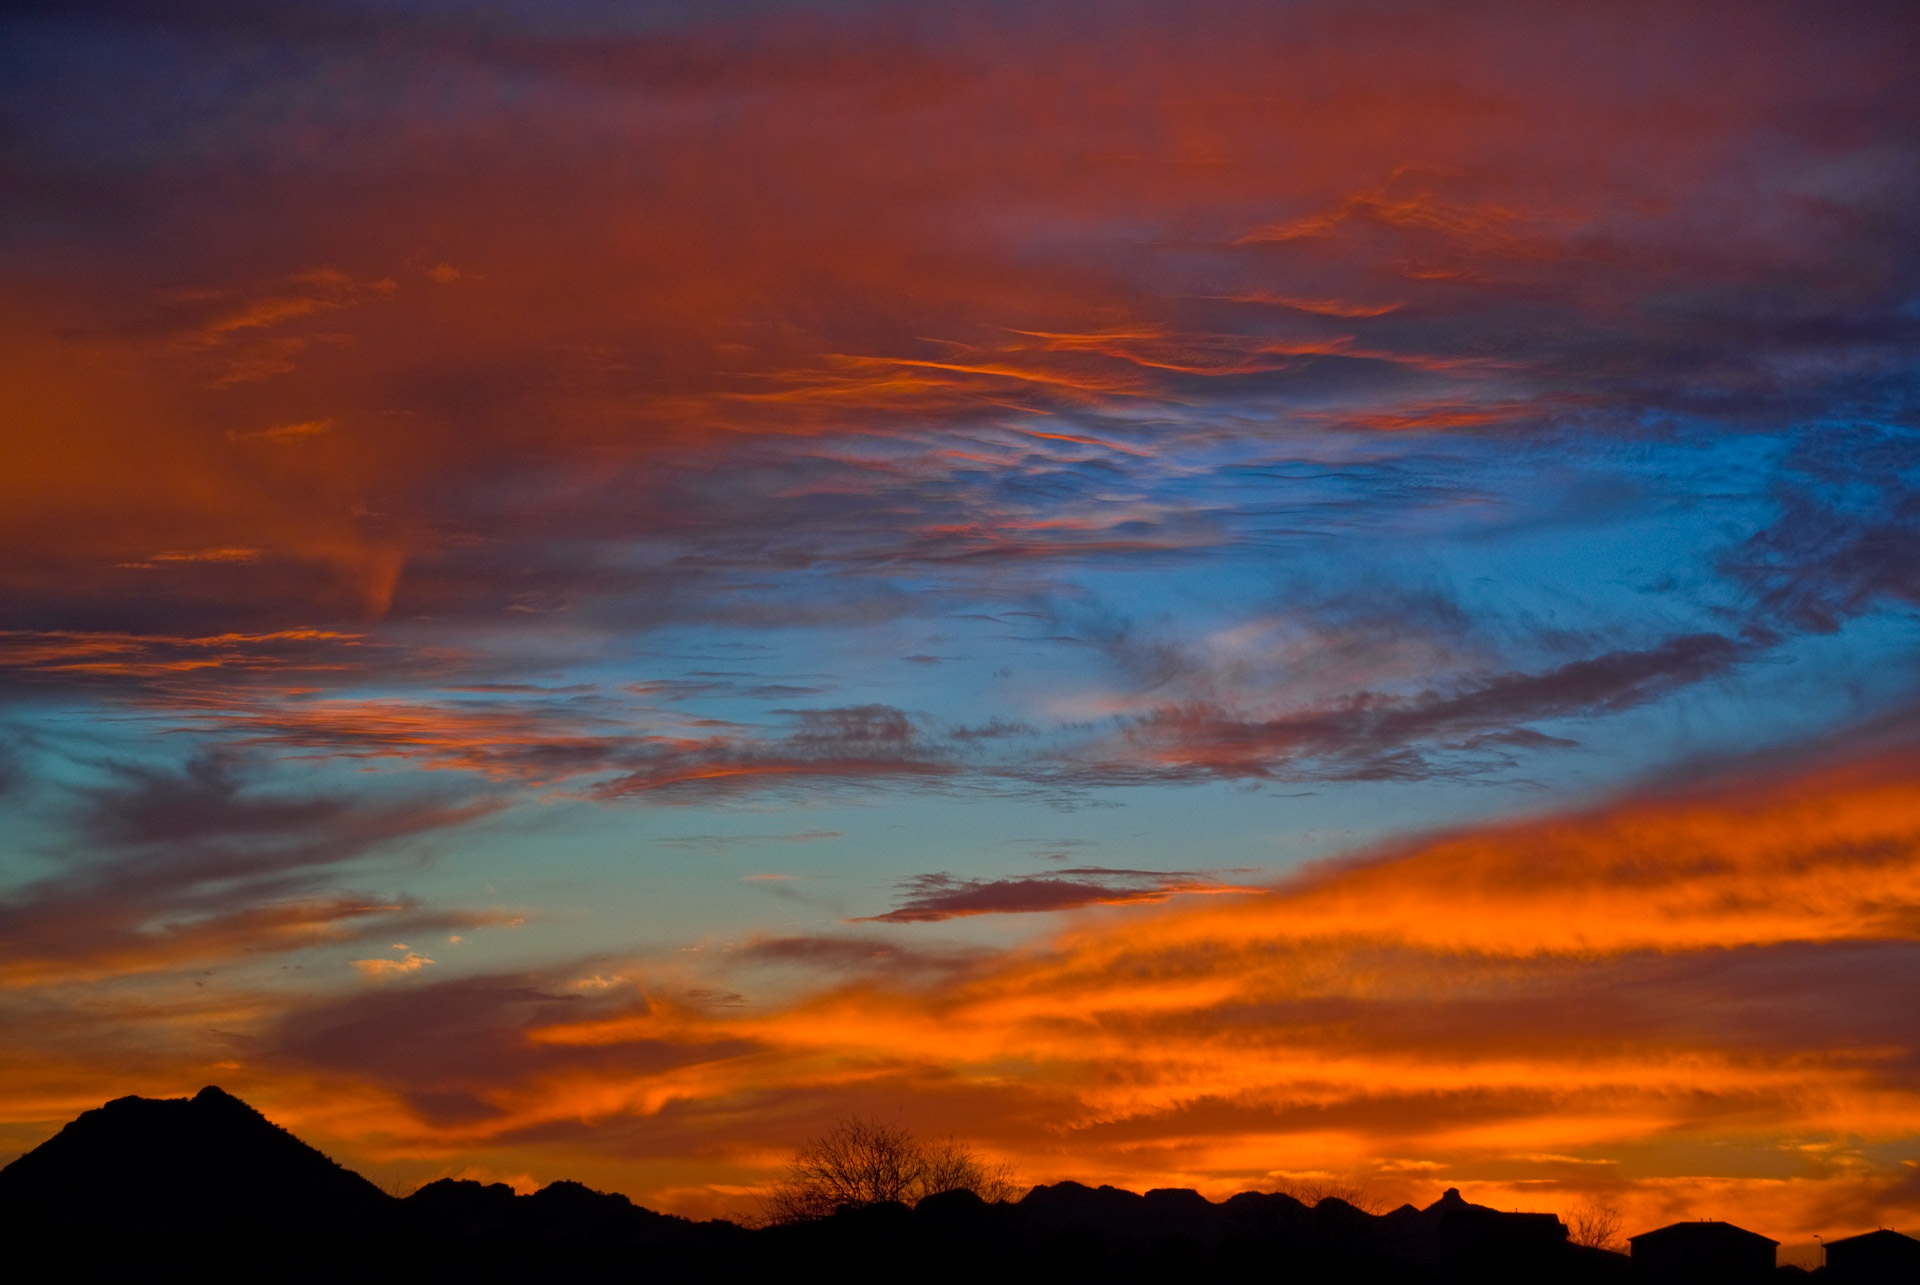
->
403, 1175, 742, 1251
0, 1088, 1670, 1282
0, 1085, 387, 1236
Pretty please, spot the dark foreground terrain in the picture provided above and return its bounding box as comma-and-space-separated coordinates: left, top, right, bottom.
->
0, 1087, 1818, 1283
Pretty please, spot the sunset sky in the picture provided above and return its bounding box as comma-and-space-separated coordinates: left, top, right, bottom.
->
4, 0, 1919, 1258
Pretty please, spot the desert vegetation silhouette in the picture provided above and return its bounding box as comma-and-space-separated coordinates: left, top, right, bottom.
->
763, 1117, 1017, 1222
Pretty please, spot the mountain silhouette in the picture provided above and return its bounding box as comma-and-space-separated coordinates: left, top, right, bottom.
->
0, 1084, 387, 1236
0, 1087, 1663, 1283
0, 1087, 742, 1282
403, 1175, 741, 1250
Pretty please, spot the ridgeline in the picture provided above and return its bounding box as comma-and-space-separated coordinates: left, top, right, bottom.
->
0, 1087, 1806, 1283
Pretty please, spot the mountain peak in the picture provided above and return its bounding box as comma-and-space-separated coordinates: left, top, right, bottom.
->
0, 1085, 388, 1234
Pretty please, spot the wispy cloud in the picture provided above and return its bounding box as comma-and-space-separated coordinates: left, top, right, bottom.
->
0, 630, 367, 682
737, 934, 984, 976
228, 732, 1920, 1234
655, 830, 843, 853
0, 751, 503, 984
4, 0, 1920, 1243
591, 704, 957, 799
1101, 633, 1747, 784
352, 948, 436, 978
855, 867, 1262, 922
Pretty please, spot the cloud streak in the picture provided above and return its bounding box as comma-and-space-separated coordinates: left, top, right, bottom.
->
209, 731, 1920, 1237
4, 0, 1920, 1252
1105, 633, 1748, 783
0, 751, 502, 984
855, 867, 1262, 922
3, 0, 1915, 647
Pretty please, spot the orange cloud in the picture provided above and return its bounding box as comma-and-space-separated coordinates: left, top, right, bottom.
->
4, 0, 1918, 1247
201, 695, 628, 782
139, 737, 1906, 1236
0, 629, 366, 679
3, 0, 1905, 648
352, 950, 436, 979
4, 736, 1915, 1242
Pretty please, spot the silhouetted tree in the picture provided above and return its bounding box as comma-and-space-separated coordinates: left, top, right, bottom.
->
918, 1134, 1017, 1204
764, 1118, 1015, 1222
1568, 1196, 1623, 1252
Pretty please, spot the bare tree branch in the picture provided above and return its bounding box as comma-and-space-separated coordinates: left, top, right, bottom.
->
764, 1118, 1016, 1223
1276, 1179, 1382, 1214
1568, 1196, 1624, 1252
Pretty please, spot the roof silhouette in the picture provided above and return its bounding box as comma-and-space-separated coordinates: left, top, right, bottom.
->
1824, 1227, 1920, 1250
1629, 1219, 1779, 1248
1824, 1227, 1920, 1283
1629, 1220, 1778, 1283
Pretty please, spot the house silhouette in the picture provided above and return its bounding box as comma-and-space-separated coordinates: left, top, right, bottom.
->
1823, 1228, 1920, 1283
1435, 1200, 1569, 1282
1627, 1220, 1777, 1283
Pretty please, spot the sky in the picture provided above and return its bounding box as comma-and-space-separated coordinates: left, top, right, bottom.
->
3, 0, 1919, 1254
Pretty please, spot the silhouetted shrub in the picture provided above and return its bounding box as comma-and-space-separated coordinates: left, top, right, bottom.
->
763, 1118, 1016, 1222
